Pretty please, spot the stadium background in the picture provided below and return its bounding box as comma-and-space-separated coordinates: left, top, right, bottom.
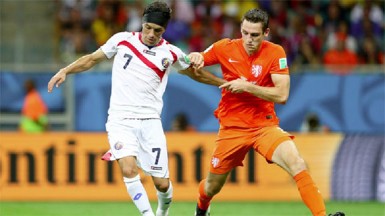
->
0, 0, 384, 214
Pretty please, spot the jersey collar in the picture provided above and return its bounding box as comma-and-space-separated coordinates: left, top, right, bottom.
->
139, 32, 165, 48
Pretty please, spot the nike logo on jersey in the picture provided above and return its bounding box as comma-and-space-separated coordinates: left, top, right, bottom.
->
228, 58, 239, 63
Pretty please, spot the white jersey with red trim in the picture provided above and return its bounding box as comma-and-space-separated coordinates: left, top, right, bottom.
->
100, 32, 190, 119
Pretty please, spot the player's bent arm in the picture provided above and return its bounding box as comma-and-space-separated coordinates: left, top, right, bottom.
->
48, 49, 107, 92
220, 74, 290, 104
178, 67, 226, 87
247, 74, 290, 104
61, 49, 107, 75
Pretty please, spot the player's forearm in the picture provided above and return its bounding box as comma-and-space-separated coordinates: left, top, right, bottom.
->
194, 69, 226, 86
61, 54, 100, 75
180, 68, 226, 87
246, 84, 288, 104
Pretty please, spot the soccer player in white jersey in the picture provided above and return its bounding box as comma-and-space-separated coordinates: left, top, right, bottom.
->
47, 1, 224, 216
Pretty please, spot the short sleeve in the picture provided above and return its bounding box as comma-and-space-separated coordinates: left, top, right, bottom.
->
270, 45, 289, 74
202, 39, 230, 66
170, 45, 191, 71
100, 32, 134, 59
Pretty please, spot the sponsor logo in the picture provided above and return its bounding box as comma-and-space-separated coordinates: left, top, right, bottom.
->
151, 166, 163, 170
114, 142, 123, 150
251, 65, 262, 77
228, 58, 239, 63
279, 58, 287, 69
133, 193, 143, 200
161, 58, 171, 69
211, 157, 219, 168
143, 49, 156, 56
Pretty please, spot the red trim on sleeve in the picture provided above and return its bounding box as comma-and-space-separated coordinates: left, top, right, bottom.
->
169, 50, 177, 64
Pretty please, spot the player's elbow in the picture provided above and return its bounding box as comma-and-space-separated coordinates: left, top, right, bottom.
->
178, 68, 198, 77
276, 93, 289, 104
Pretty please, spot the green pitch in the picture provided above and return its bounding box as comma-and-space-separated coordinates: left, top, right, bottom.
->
1, 201, 384, 216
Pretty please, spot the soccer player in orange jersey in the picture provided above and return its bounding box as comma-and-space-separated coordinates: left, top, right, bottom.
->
187, 9, 344, 216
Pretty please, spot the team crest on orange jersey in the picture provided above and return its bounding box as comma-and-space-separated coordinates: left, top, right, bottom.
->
251, 65, 262, 78
161, 58, 171, 69
211, 157, 220, 168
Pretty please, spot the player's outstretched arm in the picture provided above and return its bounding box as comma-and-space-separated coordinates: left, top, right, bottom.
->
48, 49, 107, 92
178, 52, 225, 87
179, 67, 226, 87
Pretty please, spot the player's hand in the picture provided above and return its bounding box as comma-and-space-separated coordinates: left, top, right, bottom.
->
219, 78, 249, 93
47, 70, 67, 93
187, 52, 204, 70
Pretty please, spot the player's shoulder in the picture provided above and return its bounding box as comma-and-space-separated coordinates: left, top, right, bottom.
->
206, 38, 241, 54
162, 39, 183, 52
162, 39, 176, 49
214, 38, 240, 48
262, 40, 285, 52
111, 31, 137, 40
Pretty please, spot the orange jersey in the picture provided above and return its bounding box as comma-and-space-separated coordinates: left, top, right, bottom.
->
202, 39, 289, 128
22, 90, 48, 120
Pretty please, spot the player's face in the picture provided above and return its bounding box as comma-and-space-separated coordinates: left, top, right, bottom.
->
241, 20, 269, 55
141, 23, 165, 46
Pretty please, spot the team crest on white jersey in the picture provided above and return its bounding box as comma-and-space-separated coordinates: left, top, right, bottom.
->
251, 65, 262, 78
161, 58, 171, 69
114, 141, 123, 150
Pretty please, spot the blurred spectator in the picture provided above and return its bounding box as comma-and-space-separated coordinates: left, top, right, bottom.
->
193, 0, 223, 50
292, 37, 321, 69
125, 0, 144, 32
19, 80, 49, 133
221, 0, 256, 39
171, 0, 195, 23
320, 0, 349, 35
268, 19, 293, 64
161, 0, 195, 51
350, 0, 383, 27
300, 113, 329, 133
162, 13, 190, 43
223, 0, 259, 22
170, 113, 195, 132
188, 21, 206, 52
54, 0, 384, 69
350, 1, 384, 50
358, 36, 385, 64
92, 0, 127, 46
326, 20, 358, 53
194, 0, 222, 22
323, 32, 358, 74
57, 0, 96, 62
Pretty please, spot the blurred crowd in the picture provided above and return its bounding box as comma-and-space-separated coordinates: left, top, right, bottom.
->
55, 0, 384, 73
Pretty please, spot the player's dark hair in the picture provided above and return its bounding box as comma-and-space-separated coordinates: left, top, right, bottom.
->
143, 1, 171, 18
142, 1, 171, 28
241, 9, 269, 32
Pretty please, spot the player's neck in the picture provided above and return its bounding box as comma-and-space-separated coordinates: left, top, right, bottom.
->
244, 46, 261, 56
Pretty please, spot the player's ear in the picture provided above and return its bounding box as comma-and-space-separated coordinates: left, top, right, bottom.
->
264, 28, 270, 37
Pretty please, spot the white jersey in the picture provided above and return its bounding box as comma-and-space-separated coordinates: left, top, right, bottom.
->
101, 32, 190, 119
